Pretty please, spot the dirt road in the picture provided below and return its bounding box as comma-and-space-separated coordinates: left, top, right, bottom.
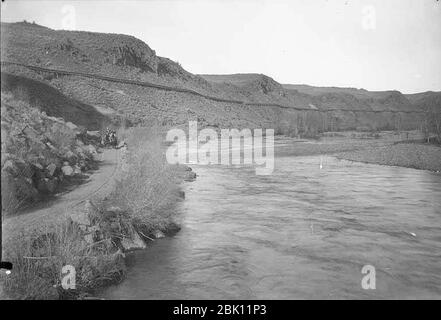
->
2, 148, 121, 247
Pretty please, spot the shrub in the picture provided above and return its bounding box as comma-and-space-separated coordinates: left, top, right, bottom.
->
110, 126, 181, 232
1, 173, 38, 216
1, 220, 125, 299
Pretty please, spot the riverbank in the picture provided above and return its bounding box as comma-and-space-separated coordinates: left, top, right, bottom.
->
0, 127, 195, 300
277, 131, 441, 172
336, 142, 441, 172
276, 136, 393, 163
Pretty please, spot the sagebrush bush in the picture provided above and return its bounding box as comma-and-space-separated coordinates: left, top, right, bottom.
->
111, 126, 181, 231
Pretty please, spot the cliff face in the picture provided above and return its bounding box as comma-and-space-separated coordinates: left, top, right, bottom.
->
1, 21, 439, 135
1, 21, 158, 73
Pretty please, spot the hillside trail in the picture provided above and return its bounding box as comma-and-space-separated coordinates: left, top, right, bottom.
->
2, 148, 122, 248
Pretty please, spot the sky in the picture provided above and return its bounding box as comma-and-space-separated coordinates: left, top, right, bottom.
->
1, 0, 441, 93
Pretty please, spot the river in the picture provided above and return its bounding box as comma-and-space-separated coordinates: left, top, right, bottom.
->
103, 140, 441, 299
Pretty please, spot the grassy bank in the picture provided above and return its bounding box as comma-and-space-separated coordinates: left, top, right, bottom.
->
1, 126, 193, 299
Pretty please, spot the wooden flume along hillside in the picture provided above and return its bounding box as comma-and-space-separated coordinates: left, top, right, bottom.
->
1, 21, 440, 135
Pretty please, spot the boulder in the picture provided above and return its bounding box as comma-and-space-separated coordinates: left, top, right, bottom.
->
73, 165, 82, 175
86, 131, 101, 143
46, 163, 57, 177
116, 141, 126, 149
152, 230, 165, 239
120, 230, 146, 251
32, 162, 43, 170
86, 130, 101, 138
61, 165, 74, 176
65, 122, 78, 132
63, 151, 77, 164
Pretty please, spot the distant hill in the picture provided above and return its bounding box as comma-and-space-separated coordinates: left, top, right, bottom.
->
283, 84, 375, 99
202, 75, 440, 113
404, 91, 441, 112
1, 21, 439, 135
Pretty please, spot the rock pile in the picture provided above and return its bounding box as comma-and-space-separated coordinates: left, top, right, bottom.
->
70, 201, 146, 252
69, 200, 178, 253
1, 94, 102, 213
2, 138, 99, 196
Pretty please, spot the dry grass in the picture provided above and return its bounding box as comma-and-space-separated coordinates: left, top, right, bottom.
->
1, 174, 34, 216
111, 126, 182, 232
1, 220, 125, 300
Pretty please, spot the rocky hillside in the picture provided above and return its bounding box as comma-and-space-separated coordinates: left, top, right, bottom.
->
1, 21, 440, 135
1, 92, 101, 214
283, 84, 431, 112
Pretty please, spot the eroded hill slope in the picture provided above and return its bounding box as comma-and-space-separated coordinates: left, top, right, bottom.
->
1, 21, 439, 135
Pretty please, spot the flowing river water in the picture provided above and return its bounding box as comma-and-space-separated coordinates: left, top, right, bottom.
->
103, 140, 441, 299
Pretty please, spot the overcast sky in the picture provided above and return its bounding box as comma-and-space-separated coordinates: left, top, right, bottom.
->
1, 0, 441, 93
